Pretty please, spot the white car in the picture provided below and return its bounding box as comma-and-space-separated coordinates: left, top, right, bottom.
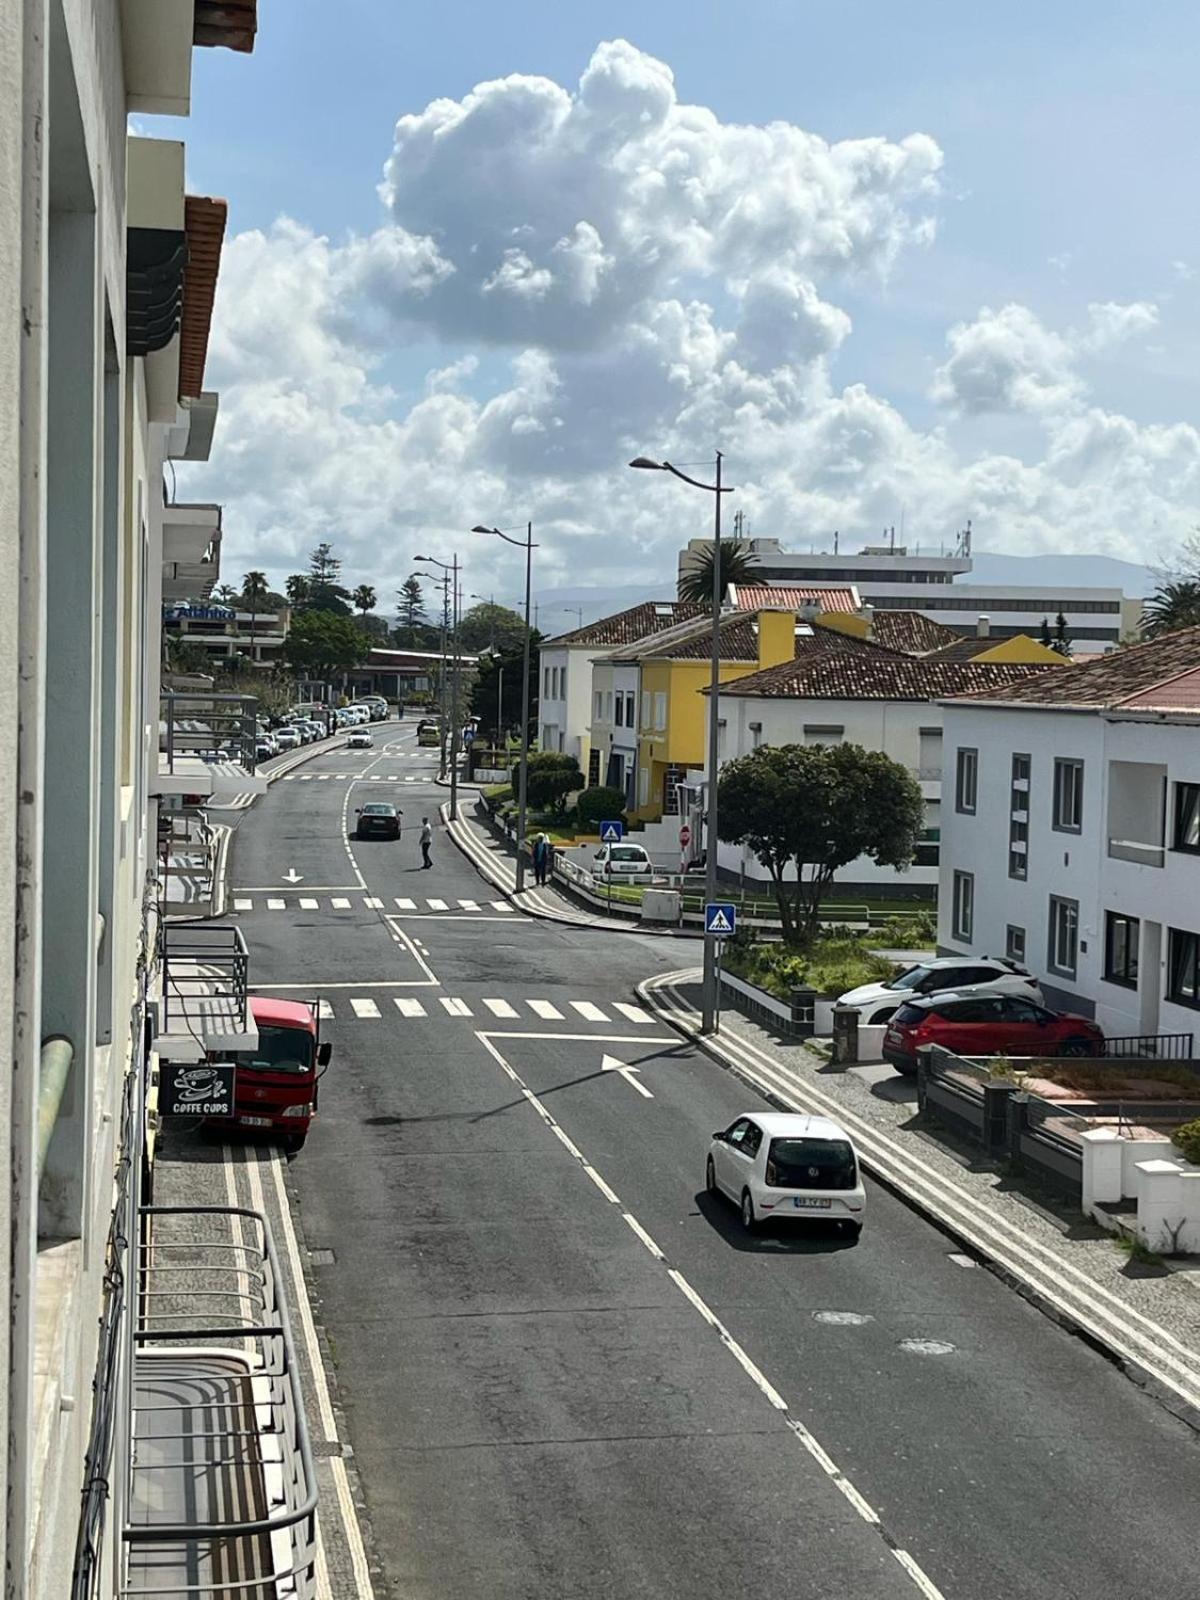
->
707, 1112, 865, 1237
347, 729, 373, 749
836, 954, 1043, 1026
592, 842, 652, 878
273, 727, 301, 752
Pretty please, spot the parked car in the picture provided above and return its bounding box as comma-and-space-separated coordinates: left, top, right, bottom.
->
354, 802, 401, 840
255, 739, 275, 762
837, 955, 1043, 1026
882, 993, 1105, 1076
707, 1112, 865, 1237
347, 729, 374, 749
593, 842, 653, 878
274, 727, 301, 752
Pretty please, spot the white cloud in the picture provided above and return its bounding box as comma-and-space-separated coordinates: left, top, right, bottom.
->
187, 40, 1200, 600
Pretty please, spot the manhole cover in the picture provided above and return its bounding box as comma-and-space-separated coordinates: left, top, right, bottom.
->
813, 1310, 873, 1326
309, 1248, 336, 1266
898, 1337, 955, 1356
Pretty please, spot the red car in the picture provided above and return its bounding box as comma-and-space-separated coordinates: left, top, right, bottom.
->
883, 991, 1104, 1075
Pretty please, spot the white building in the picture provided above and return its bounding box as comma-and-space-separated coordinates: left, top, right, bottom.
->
681, 535, 1140, 650
710, 644, 1048, 893
1, 5, 275, 1595
937, 628, 1200, 1042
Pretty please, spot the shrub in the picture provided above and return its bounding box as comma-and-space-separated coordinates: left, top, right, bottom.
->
1172, 1118, 1200, 1165
723, 932, 892, 999
877, 908, 937, 946
573, 786, 628, 833
519, 751, 585, 813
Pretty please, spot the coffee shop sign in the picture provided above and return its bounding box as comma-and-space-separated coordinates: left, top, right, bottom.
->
163, 602, 234, 622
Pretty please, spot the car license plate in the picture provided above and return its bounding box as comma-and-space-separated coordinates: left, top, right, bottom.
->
886, 1028, 901, 1044
239, 1115, 272, 1127
793, 1197, 832, 1209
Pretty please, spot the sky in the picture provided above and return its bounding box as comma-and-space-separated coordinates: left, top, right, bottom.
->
159, 0, 1200, 614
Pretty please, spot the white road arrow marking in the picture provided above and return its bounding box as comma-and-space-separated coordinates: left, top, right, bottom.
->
282, 868, 303, 884
601, 1053, 654, 1099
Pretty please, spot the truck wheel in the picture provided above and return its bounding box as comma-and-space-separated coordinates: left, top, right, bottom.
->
282, 1132, 307, 1155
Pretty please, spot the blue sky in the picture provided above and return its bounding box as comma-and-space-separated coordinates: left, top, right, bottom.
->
161, 1, 1200, 598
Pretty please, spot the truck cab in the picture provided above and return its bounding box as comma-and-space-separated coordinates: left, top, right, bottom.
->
210, 996, 331, 1151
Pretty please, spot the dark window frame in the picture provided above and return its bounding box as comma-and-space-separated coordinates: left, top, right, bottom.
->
1103, 911, 1139, 990
1047, 894, 1079, 980
1006, 924, 1026, 963
1173, 782, 1200, 855
1052, 758, 1084, 834
952, 869, 974, 942
1167, 928, 1200, 1010
1008, 754, 1030, 880
955, 747, 978, 815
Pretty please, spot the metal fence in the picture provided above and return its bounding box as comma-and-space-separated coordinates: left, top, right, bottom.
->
159, 923, 250, 1040
123, 1206, 318, 1598
160, 691, 259, 775
1087, 1031, 1194, 1061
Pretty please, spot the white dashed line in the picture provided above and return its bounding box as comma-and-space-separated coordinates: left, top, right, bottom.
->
395, 897, 416, 910
458, 899, 479, 911
482, 998, 519, 1018
613, 1002, 653, 1024
267, 898, 286, 910
439, 997, 472, 1017
234, 898, 252, 911
570, 1000, 608, 1022
427, 898, 448, 911
331, 898, 351, 909
527, 1000, 563, 1020
350, 998, 381, 1018
394, 998, 427, 1018
299, 898, 319, 910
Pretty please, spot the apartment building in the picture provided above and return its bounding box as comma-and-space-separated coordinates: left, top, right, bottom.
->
937, 628, 1200, 1039
0, 6, 294, 1596
162, 597, 293, 668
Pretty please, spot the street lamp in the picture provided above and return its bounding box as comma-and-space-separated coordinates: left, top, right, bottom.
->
629, 452, 733, 1034
415, 553, 462, 821
472, 522, 537, 892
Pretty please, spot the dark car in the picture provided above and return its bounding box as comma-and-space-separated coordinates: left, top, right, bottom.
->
354, 802, 401, 840
882, 991, 1105, 1075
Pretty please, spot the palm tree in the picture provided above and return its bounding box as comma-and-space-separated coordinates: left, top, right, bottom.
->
243, 569, 269, 668
677, 539, 760, 609
352, 584, 377, 631
213, 583, 239, 603
1141, 579, 1200, 638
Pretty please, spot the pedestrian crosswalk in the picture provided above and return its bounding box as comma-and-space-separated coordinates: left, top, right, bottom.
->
302, 995, 657, 1025
280, 768, 434, 783
231, 894, 514, 917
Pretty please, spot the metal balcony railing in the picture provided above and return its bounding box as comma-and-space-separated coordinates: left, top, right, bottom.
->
123, 1206, 318, 1598
160, 691, 259, 776
159, 924, 250, 1052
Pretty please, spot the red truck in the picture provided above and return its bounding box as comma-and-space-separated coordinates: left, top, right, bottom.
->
211, 996, 331, 1150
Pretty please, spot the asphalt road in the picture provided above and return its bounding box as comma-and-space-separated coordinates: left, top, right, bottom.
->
227, 724, 1200, 1600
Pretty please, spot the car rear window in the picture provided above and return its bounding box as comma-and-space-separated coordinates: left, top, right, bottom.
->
362, 804, 394, 815
892, 1003, 925, 1024
767, 1137, 857, 1191
610, 846, 646, 861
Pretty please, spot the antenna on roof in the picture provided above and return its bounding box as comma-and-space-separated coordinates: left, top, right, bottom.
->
833, 529, 839, 555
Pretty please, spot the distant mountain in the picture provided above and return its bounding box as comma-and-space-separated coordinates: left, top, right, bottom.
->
967, 552, 1156, 596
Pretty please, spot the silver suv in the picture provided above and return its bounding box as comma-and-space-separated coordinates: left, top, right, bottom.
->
836, 955, 1043, 1026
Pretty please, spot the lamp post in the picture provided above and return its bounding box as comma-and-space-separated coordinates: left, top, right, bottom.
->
472, 522, 537, 892
415, 553, 462, 820
629, 452, 733, 1034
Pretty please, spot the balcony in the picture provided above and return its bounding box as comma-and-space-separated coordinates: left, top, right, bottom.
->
1106, 759, 1166, 870
1107, 837, 1165, 868
124, 1205, 318, 1599
156, 691, 266, 802
157, 924, 256, 1062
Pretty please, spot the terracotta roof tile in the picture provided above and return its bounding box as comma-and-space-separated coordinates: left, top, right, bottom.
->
867, 612, 961, 654
730, 584, 859, 614
545, 601, 703, 648
635, 615, 908, 665
715, 653, 1049, 702
945, 626, 1200, 709
179, 196, 227, 400
194, 1, 258, 53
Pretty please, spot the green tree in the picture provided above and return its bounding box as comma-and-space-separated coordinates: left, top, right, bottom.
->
458, 601, 530, 653
281, 610, 365, 681
213, 583, 239, 603
243, 569, 270, 665
718, 743, 925, 941
162, 634, 213, 678
1052, 611, 1072, 657
352, 584, 377, 629
1141, 579, 1200, 639
285, 574, 312, 607
469, 644, 540, 741
302, 542, 353, 614
677, 540, 759, 609
1039, 616, 1052, 649
396, 575, 427, 630
519, 751, 584, 815
574, 786, 628, 833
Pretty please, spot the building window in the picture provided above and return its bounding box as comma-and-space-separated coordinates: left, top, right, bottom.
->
638, 767, 650, 808
1048, 895, 1079, 979
1168, 928, 1200, 1009
803, 724, 844, 745
653, 691, 667, 731
593, 690, 603, 721
1104, 912, 1139, 990
1009, 753, 1030, 880
543, 666, 550, 697
1052, 758, 1083, 833
614, 694, 624, 727
1006, 925, 1026, 963
955, 748, 978, 814
952, 870, 974, 941
641, 690, 651, 730
1174, 783, 1200, 853
627, 691, 636, 726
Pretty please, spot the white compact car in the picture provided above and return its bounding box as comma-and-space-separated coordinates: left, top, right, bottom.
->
836, 955, 1043, 1027
592, 842, 652, 878
273, 727, 301, 752
707, 1112, 865, 1237
347, 729, 374, 749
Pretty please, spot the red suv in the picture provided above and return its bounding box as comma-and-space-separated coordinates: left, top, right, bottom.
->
883, 992, 1104, 1075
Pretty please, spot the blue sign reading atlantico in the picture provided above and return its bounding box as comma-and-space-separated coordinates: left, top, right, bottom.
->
162, 602, 235, 621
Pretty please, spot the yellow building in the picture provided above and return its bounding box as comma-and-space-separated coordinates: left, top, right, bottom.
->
816, 610, 1067, 667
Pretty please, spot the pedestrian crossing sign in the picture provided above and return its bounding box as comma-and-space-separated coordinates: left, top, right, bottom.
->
599, 820, 625, 842
704, 901, 737, 937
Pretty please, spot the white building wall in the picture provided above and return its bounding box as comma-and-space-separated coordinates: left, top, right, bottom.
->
537, 642, 593, 766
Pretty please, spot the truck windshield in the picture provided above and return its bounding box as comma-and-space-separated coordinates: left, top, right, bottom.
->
231, 1024, 314, 1075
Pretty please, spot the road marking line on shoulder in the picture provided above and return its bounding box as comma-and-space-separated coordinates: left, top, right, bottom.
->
395, 897, 417, 910
570, 1000, 608, 1022
234, 897, 252, 911
394, 997, 427, 1017
331, 897, 351, 909
458, 898, 479, 910
267, 898, 285, 910
299, 897, 319, 909
350, 998, 380, 1018
483, 998, 519, 1017
318, 1000, 333, 1019
471, 1030, 941, 1598
527, 1000, 563, 1020
491, 901, 513, 912
613, 1002, 653, 1024
363, 896, 383, 909
440, 996, 472, 1016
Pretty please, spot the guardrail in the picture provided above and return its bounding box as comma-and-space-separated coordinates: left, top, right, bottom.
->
160, 691, 259, 775
159, 922, 249, 1040
124, 1205, 318, 1598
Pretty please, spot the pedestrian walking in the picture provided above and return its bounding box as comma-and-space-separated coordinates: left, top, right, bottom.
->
532, 831, 552, 887
420, 816, 433, 869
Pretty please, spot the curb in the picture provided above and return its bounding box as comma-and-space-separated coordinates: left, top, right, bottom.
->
639, 968, 1200, 1436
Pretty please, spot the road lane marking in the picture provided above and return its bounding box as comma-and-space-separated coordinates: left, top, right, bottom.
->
267, 898, 285, 910
491, 901, 513, 912
350, 998, 381, 1018
331, 898, 351, 909
363, 896, 383, 909
440, 997, 472, 1016
394, 998, 427, 1017
384, 921, 440, 985
601, 1053, 654, 1099
395, 897, 416, 910
483, 998, 519, 1017
613, 1002, 653, 1024
458, 898, 479, 911
299, 897, 319, 909
318, 1000, 333, 1019
234, 898, 252, 911
527, 1000, 563, 1020
427, 898, 448, 911
570, 1000, 608, 1022
472, 1029, 944, 1598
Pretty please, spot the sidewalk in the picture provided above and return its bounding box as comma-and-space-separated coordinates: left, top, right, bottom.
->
641, 967, 1200, 1431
